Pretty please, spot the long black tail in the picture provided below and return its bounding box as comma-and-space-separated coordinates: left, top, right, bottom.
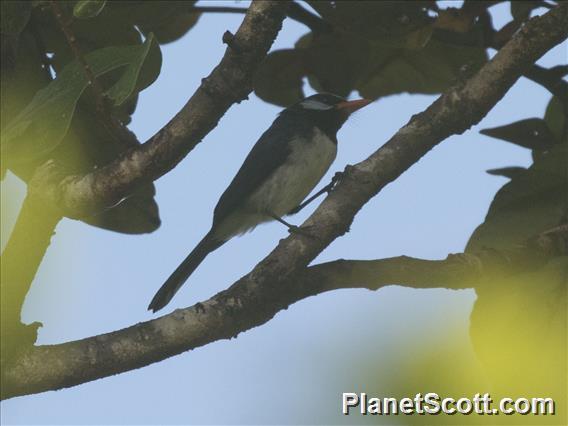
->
148, 232, 224, 312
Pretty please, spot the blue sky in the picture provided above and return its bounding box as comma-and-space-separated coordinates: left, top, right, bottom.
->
1, 1, 566, 424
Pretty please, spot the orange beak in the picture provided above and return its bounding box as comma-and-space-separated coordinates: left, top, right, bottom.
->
335, 98, 372, 114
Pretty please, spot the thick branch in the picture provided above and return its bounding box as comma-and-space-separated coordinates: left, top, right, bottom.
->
2, 223, 566, 399
2, 5, 566, 400
40, 1, 289, 218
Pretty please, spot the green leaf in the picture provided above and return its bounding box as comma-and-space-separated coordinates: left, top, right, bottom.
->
104, 37, 161, 105
6, 104, 162, 234
254, 50, 305, 107
1, 31, 50, 177
73, 0, 107, 19
480, 118, 556, 151
544, 96, 566, 144
1, 34, 161, 163
466, 144, 568, 252
254, 31, 371, 105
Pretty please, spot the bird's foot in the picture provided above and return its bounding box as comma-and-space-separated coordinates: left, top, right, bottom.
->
288, 171, 346, 215
328, 171, 345, 192
287, 224, 317, 239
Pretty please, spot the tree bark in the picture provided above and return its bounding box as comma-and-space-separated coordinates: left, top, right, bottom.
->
2, 4, 566, 400
36, 0, 290, 218
0, 0, 289, 360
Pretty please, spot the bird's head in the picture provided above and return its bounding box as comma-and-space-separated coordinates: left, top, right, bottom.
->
284, 93, 372, 136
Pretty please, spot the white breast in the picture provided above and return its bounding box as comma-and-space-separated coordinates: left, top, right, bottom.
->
248, 127, 337, 217
214, 128, 337, 239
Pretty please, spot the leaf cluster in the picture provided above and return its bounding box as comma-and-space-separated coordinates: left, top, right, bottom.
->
468, 95, 567, 252
254, 1, 488, 105
1, 1, 202, 233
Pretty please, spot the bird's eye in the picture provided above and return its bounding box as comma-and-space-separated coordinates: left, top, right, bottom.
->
300, 99, 334, 110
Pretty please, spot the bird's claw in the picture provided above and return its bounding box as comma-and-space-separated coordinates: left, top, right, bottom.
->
329, 171, 345, 192
288, 224, 317, 239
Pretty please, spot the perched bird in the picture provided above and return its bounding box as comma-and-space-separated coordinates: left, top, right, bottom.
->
148, 93, 371, 312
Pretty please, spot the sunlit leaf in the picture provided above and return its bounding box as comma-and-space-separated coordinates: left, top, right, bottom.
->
1, 31, 49, 178
470, 257, 567, 408
1, 34, 161, 163
6, 104, 162, 234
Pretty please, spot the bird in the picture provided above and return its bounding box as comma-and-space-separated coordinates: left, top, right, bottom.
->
148, 93, 371, 312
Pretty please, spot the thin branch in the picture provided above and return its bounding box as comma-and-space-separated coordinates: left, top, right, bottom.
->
191, 6, 248, 14
2, 4, 566, 400
2, 223, 565, 399
304, 225, 568, 295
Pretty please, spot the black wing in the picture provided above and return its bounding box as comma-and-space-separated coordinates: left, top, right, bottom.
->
213, 113, 312, 226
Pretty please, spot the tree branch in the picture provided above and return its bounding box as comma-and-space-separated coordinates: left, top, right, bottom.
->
2, 221, 565, 400
0, 0, 288, 389
36, 0, 289, 218
304, 224, 568, 295
2, 5, 566, 400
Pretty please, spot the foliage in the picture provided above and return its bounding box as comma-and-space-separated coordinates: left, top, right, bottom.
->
1, 1, 200, 233
1, 34, 161, 163
254, 1, 487, 105
0, 0, 565, 238
468, 96, 567, 252
0, 0, 566, 410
